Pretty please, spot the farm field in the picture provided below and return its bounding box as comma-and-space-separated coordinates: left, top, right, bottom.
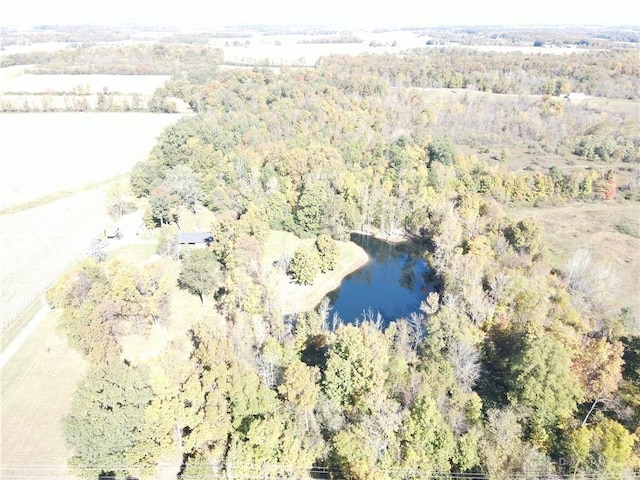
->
214, 30, 586, 66
0, 112, 184, 333
0, 112, 183, 211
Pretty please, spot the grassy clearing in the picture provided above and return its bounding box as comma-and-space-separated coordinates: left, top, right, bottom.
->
106, 242, 158, 265
0, 309, 86, 479
509, 201, 640, 330
119, 257, 207, 364
263, 230, 369, 315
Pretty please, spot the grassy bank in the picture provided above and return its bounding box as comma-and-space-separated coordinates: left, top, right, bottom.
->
263, 230, 370, 315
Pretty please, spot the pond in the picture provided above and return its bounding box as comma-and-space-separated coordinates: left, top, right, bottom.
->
326, 233, 435, 326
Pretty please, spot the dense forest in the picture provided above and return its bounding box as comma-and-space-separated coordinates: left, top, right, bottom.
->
43, 36, 640, 479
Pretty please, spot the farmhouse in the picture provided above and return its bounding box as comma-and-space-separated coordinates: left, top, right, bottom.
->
178, 231, 213, 247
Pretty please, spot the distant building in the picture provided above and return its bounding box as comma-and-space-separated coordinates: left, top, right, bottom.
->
178, 231, 213, 247
567, 92, 586, 102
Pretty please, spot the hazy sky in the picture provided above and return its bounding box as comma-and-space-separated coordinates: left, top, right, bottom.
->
3, 0, 638, 27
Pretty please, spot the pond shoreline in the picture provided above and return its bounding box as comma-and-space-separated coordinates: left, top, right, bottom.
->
266, 230, 370, 316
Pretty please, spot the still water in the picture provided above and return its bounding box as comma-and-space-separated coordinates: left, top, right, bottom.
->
327, 234, 434, 325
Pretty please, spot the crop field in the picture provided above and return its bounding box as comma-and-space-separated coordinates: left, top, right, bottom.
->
0, 112, 183, 211
0, 112, 184, 333
214, 31, 583, 66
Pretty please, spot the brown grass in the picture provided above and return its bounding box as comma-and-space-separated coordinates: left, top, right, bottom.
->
0, 309, 87, 479
509, 201, 640, 331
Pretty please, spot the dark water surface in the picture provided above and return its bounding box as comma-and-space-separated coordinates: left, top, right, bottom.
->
327, 234, 435, 325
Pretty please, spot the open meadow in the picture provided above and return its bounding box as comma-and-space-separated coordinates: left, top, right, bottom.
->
511, 202, 640, 332
0, 308, 87, 479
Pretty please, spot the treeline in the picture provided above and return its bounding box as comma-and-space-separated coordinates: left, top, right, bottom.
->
0, 92, 148, 113
317, 49, 639, 99
52, 51, 639, 479
409, 25, 640, 47
0, 43, 224, 75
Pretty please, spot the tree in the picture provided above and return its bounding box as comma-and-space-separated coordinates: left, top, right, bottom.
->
323, 323, 390, 414
64, 361, 160, 479
180, 453, 217, 479
505, 218, 542, 257
149, 183, 179, 226
427, 136, 456, 166
106, 181, 136, 219
294, 180, 332, 236
288, 245, 321, 285
178, 249, 223, 304
165, 165, 202, 212
278, 360, 321, 430
401, 390, 455, 473
507, 332, 583, 446
315, 234, 339, 273
478, 407, 553, 480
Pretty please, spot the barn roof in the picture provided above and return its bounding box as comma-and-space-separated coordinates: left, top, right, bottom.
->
178, 231, 213, 244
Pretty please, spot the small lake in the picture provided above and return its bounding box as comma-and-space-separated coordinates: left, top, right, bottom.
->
327, 234, 435, 325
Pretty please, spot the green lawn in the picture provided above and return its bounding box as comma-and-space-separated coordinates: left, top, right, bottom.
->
106, 242, 158, 265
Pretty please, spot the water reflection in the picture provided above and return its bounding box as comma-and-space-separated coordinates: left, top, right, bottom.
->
326, 234, 435, 326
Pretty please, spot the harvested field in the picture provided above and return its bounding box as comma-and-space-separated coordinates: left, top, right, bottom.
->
0, 112, 184, 333
0, 112, 183, 211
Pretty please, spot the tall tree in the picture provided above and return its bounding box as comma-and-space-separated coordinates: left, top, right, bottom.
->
177, 249, 223, 304
507, 331, 583, 447
64, 361, 159, 479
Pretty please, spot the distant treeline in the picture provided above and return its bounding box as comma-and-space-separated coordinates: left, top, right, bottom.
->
0, 43, 224, 75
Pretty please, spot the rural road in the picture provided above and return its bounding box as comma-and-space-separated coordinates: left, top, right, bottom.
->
0, 297, 50, 370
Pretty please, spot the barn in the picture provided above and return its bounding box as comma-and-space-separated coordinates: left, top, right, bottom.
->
178, 231, 213, 247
